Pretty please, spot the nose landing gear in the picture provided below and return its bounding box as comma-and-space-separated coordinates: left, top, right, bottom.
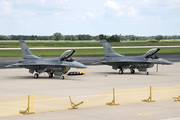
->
61, 76, 64, 80
145, 72, 149, 75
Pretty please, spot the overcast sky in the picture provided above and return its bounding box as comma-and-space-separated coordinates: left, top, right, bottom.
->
0, 0, 180, 36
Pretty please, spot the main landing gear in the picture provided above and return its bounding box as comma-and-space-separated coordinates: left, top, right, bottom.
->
34, 73, 65, 79
130, 69, 135, 74
34, 73, 39, 79
119, 69, 123, 74
118, 69, 149, 75
119, 69, 135, 74
49, 73, 53, 78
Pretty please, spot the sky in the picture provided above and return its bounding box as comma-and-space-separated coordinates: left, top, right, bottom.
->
0, 0, 180, 36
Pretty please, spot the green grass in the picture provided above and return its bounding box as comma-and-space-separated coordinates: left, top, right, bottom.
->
0, 41, 180, 48
0, 47, 179, 57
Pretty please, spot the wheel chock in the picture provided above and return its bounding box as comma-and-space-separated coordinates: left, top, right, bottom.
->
68, 96, 83, 109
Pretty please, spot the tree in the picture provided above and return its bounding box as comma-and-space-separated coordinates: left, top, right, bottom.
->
99, 34, 107, 40
53, 32, 62, 41
155, 35, 163, 41
107, 35, 120, 42
120, 36, 126, 41
77, 34, 92, 40
0, 35, 9, 40
130, 35, 136, 41
173, 35, 177, 42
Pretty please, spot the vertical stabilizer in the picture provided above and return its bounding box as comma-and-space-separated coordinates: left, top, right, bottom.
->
19, 40, 40, 59
101, 40, 123, 57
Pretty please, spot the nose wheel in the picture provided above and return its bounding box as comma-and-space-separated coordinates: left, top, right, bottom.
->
61, 76, 64, 80
145, 72, 149, 75
34, 73, 39, 79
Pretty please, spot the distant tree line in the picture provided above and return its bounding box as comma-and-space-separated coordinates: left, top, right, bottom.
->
0, 32, 180, 42
99, 34, 120, 42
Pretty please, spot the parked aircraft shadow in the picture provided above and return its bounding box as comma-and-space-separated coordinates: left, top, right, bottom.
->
94, 71, 164, 76
94, 72, 144, 75
6, 75, 84, 81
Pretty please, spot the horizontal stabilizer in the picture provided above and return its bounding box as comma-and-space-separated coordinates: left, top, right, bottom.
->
5, 63, 18, 67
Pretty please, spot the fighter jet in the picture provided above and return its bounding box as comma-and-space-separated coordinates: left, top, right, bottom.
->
6, 40, 87, 79
100, 40, 172, 75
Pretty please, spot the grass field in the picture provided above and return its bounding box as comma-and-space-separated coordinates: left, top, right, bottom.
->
0, 40, 180, 48
0, 40, 180, 57
0, 47, 179, 57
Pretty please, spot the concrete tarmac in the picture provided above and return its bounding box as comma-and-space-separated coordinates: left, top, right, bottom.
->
0, 62, 180, 120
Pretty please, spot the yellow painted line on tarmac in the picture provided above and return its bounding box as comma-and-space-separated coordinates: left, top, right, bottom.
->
138, 113, 149, 115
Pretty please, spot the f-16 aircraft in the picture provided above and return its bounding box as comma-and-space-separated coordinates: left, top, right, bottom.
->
100, 40, 172, 75
6, 40, 87, 79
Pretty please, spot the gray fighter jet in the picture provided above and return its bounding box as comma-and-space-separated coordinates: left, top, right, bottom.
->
6, 40, 87, 79
100, 40, 172, 75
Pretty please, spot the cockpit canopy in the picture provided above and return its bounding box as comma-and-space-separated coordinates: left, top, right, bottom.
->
59, 50, 75, 61
145, 48, 160, 58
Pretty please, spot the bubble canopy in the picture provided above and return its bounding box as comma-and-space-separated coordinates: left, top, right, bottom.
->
145, 48, 160, 58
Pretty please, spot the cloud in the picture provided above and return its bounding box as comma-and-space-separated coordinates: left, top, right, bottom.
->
0, 1, 12, 14
104, 0, 120, 10
86, 12, 95, 19
41, 0, 46, 4
129, 6, 137, 17
0, 0, 179, 36
81, 16, 86, 20
117, 12, 123, 17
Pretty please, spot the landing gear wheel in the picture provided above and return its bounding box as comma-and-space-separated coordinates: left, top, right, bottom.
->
49, 73, 53, 78
34, 73, 39, 79
130, 69, 135, 74
61, 76, 64, 80
145, 72, 149, 75
119, 69, 123, 74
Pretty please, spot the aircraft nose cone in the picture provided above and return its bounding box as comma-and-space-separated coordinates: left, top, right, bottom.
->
73, 61, 87, 68
159, 58, 173, 65
165, 60, 173, 65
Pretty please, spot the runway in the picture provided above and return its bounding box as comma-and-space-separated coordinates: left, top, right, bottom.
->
0, 63, 180, 119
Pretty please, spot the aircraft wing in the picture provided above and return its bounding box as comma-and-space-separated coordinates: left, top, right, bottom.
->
15, 62, 74, 67
101, 59, 159, 64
